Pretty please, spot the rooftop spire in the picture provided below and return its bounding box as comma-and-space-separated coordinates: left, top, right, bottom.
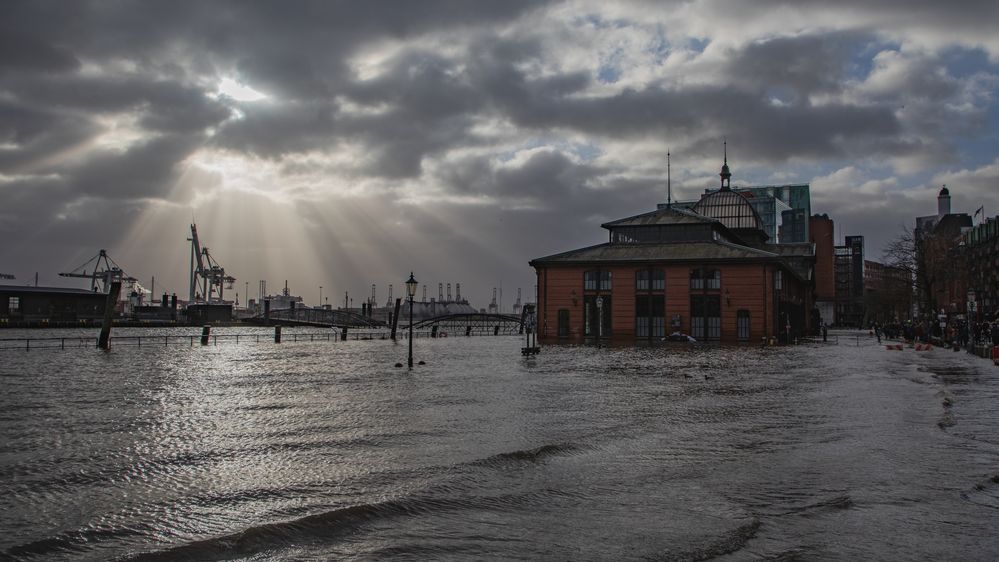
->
719, 137, 732, 190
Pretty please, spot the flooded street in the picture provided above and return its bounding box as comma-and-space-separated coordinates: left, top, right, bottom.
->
2, 329, 999, 560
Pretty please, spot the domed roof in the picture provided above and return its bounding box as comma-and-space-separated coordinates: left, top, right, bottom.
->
939, 185, 950, 196
692, 189, 763, 231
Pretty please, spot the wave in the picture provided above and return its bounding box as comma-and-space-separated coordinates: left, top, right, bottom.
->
656, 519, 761, 561
122, 443, 584, 561
469, 443, 584, 468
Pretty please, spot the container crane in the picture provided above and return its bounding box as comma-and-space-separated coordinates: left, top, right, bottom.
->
188, 223, 236, 304
59, 249, 138, 294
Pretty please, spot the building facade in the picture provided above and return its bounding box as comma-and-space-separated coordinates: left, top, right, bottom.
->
0, 285, 108, 326
531, 159, 815, 344
834, 235, 865, 326
964, 216, 998, 322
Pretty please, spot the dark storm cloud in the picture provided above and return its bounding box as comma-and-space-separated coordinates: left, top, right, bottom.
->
441, 150, 606, 202
1, 0, 996, 298
0, 31, 80, 74
67, 134, 203, 200
723, 32, 866, 98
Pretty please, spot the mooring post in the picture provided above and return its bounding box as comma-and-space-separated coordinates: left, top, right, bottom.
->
275, 325, 282, 343
391, 298, 402, 341
200, 325, 211, 345
97, 281, 122, 350
341, 326, 348, 341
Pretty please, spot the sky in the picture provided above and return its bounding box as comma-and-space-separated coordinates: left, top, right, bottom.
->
2, 0, 998, 310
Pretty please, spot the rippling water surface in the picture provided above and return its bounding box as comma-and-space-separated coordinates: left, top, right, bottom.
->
3, 328, 999, 560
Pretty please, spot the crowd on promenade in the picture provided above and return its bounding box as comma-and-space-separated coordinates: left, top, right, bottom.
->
866, 319, 999, 351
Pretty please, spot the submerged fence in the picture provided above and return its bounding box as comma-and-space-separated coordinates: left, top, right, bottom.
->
0, 326, 518, 351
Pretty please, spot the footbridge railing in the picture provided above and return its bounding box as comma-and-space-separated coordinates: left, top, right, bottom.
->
260, 307, 386, 328
410, 313, 524, 336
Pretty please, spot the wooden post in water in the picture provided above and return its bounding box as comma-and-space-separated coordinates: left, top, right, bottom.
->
200, 325, 211, 345
391, 297, 402, 341
97, 281, 121, 350
274, 325, 282, 343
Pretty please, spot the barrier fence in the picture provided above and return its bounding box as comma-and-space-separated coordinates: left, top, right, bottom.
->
0, 329, 462, 351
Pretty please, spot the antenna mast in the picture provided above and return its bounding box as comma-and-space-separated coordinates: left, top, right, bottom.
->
667, 150, 672, 207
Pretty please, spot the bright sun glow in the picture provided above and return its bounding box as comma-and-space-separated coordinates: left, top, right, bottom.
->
216, 77, 267, 101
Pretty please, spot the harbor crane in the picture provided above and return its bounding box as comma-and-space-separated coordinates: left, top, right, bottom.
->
188, 223, 235, 304
59, 249, 138, 293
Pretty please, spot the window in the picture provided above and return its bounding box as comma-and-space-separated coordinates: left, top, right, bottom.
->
557, 309, 570, 337
775, 270, 783, 290
8, 296, 19, 311
651, 269, 665, 290
690, 269, 703, 290
706, 269, 721, 290
637, 269, 665, 291
635, 295, 665, 338
584, 270, 612, 291
636, 269, 649, 291
600, 271, 612, 291
691, 295, 721, 341
737, 310, 750, 341
584, 295, 612, 337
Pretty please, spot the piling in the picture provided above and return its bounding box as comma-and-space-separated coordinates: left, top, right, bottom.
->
275, 325, 282, 343
391, 298, 402, 341
341, 326, 348, 341
97, 281, 122, 350
200, 325, 211, 345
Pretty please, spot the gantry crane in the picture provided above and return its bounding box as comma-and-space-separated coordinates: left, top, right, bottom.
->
188, 223, 235, 304
59, 249, 138, 293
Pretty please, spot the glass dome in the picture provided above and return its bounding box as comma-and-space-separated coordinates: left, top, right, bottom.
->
692, 189, 763, 231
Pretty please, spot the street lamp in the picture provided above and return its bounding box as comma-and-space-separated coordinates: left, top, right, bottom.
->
406, 272, 418, 369
319, 285, 323, 309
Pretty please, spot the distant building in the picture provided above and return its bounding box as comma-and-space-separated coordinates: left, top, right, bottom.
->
809, 214, 836, 325
0, 285, 108, 326
964, 216, 998, 322
532, 157, 815, 343
914, 186, 974, 320
834, 235, 865, 326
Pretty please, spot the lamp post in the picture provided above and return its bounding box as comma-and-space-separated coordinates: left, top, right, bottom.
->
319, 286, 323, 309
406, 272, 418, 369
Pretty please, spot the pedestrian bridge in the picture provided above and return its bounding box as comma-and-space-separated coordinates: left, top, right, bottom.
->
257, 307, 386, 328
412, 313, 526, 335
255, 308, 527, 335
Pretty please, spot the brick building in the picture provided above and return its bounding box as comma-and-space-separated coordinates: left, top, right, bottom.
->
530, 157, 815, 344
963, 215, 997, 322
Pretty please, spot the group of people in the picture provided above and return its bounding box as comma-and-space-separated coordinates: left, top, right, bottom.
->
867, 318, 999, 350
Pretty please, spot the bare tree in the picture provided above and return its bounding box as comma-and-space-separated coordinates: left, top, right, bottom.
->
883, 224, 965, 318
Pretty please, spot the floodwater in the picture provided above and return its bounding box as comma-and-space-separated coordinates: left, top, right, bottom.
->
2, 328, 999, 561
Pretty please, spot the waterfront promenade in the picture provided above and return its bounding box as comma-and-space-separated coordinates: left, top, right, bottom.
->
2, 330, 998, 560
